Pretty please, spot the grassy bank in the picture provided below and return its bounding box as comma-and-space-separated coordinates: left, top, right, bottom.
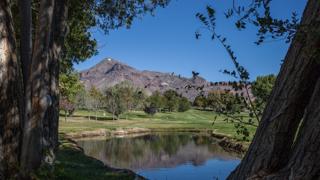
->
55, 109, 252, 179
53, 136, 142, 180
59, 109, 256, 140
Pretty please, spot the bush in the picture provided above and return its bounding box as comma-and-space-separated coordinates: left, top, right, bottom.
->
144, 104, 157, 116
193, 95, 207, 109
178, 97, 191, 112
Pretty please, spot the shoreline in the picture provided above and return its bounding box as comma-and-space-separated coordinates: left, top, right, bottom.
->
56, 136, 146, 179
57, 127, 248, 179
65, 127, 249, 154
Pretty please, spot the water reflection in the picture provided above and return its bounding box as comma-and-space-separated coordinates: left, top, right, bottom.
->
77, 133, 240, 179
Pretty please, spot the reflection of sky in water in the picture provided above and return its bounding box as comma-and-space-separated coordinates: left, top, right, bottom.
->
77, 133, 241, 180
137, 159, 240, 180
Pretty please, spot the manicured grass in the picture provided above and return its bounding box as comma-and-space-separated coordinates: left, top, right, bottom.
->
59, 109, 256, 140
53, 136, 140, 180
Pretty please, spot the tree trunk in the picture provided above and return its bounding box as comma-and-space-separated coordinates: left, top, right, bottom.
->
228, 0, 320, 179
19, 0, 32, 88
43, 0, 68, 165
20, 0, 55, 172
264, 78, 320, 179
0, 0, 23, 178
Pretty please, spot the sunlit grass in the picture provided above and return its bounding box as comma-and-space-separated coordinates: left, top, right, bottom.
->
59, 109, 257, 140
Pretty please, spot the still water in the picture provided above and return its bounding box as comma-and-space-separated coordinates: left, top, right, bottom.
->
77, 133, 241, 180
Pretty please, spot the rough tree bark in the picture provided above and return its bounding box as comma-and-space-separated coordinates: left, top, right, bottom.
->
19, 0, 32, 88
43, 0, 68, 164
20, 0, 55, 172
0, 0, 68, 177
228, 0, 320, 179
0, 0, 23, 178
264, 78, 320, 179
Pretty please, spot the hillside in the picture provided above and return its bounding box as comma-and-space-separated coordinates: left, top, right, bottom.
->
80, 58, 242, 100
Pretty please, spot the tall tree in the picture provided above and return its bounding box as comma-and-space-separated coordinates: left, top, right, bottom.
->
196, 0, 320, 178
89, 86, 104, 120
228, 1, 320, 178
0, 0, 23, 178
163, 90, 180, 112
104, 85, 127, 120
0, 0, 170, 178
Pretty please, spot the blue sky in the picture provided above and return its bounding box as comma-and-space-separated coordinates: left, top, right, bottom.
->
73, 0, 307, 82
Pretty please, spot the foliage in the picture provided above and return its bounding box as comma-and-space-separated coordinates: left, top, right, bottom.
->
252, 74, 276, 116
132, 89, 147, 110
59, 98, 76, 120
94, 0, 170, 33
144, 90, 191, 115
252, 74, 276, 103
207, 91, 243, 113
222, 0, 300, 44
104, 85, 127, 120
193, 95, 207, 110
195, 5, 259, 140
88, 86, 104, 110
74, 88, 88, 109
60, 0, 98, 73
163, 90, 180, 112
62, 0, 171, 73
195, 2, 299, 140
117, 81, 135, 111
178, 97, 191, 112
146, 91, 166, 112
59, 72, 84, 103
60, 109, 257, 141
144, 104, 158, 116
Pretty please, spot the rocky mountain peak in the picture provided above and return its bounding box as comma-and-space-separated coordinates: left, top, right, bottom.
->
80, 58, 248, 100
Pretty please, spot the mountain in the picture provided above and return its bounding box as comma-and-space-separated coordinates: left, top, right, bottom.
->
80, 58, 241, 100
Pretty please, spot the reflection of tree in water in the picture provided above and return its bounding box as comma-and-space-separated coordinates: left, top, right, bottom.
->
77, 134, 239, 170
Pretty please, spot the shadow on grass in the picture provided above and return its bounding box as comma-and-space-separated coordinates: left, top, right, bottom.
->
54, 134, 144, 180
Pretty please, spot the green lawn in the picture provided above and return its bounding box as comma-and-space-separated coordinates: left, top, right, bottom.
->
59, 109, 256, 140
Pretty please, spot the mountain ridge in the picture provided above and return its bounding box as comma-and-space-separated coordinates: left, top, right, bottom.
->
80, 58, 241, 100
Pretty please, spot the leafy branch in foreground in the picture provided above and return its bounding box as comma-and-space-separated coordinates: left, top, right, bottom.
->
225, 0, 300, 44
195, 6, 260, 140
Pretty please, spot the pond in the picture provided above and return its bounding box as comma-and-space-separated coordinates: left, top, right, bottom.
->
77, 133, 241, 180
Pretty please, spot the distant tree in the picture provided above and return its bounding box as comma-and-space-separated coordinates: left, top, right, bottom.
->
104, 85, 127, 120
59, 72, 84, 103
178, 97, 191, 112
75, 88, 87, 110
144, 103, 158, 118
59, 98, 75, 122
59, 72, 84, 121
132, 90, 147, 110
88, 86, 104, 120
163, 90, 180, 112
193, 95, 207, 110
1, 0, 170, 176
251, 74, 277, 116
192, 71, 200, 79
117, 82, 135, 119
252, 74, 276, 102
209, 91, 243, 113
147, 91, 166, 112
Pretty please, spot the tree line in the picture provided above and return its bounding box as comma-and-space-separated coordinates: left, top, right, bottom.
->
59, 73, 192, 120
